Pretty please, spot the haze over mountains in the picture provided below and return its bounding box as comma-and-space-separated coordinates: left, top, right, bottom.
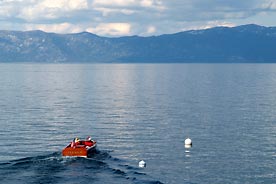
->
0, 24, 276, 63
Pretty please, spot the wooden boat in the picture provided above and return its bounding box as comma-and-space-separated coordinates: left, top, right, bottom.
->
62, 139, 97, 157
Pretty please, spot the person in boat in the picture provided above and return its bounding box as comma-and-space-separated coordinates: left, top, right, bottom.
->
83, 136, 95, 147
70, 137, 80, 147
87, 136, 93, 141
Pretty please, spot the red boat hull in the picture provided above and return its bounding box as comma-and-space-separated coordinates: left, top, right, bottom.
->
62, 141, 97, 157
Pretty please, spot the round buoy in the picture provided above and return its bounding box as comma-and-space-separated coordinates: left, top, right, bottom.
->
139, 160, 146, 168
185, 138, 192, 146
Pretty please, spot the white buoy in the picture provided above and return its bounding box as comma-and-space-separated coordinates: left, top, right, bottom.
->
184, 144, 192, 149
139, 160, 146, 168
185, 138, 192, 146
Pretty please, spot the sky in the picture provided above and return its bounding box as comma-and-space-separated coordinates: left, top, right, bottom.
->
0, 0, 276, 37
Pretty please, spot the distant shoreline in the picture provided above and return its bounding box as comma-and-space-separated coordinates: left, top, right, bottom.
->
1, 24, 276, 63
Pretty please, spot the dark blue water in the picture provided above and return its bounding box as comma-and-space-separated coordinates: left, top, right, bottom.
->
0, 63, 275, 184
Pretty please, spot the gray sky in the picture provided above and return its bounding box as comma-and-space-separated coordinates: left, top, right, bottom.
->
1, 0, 276, 36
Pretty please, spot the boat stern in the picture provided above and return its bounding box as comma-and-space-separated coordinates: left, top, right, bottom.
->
62, 146, 88, 157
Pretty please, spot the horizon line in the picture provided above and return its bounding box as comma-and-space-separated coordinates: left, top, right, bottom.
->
0, 23, 273, 38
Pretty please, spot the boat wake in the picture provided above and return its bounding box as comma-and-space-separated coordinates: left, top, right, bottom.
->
0, 150, 163, 184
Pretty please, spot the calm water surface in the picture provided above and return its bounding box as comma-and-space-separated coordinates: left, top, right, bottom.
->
0, 63, 275, 183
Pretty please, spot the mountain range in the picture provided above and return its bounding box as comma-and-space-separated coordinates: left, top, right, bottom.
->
0, 24, 276, 63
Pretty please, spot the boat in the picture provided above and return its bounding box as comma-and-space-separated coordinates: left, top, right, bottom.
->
62, 138, 97, 157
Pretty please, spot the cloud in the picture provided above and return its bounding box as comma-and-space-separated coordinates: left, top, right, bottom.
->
161, 0, 265, 21
19, 0, 89, 21
92, 0, 136, 7
263, 1, 276, 10
93, 7, 136, 17
92, 0, 164, 17
0, 0, 276, 36
146, 26, 156, 34
41, 0, 88, 10
25, 22, 83, 33
86, 23, 132, 36
140, 0, 152, 7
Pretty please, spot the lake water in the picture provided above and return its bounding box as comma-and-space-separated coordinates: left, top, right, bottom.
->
0, 63, 275, 184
